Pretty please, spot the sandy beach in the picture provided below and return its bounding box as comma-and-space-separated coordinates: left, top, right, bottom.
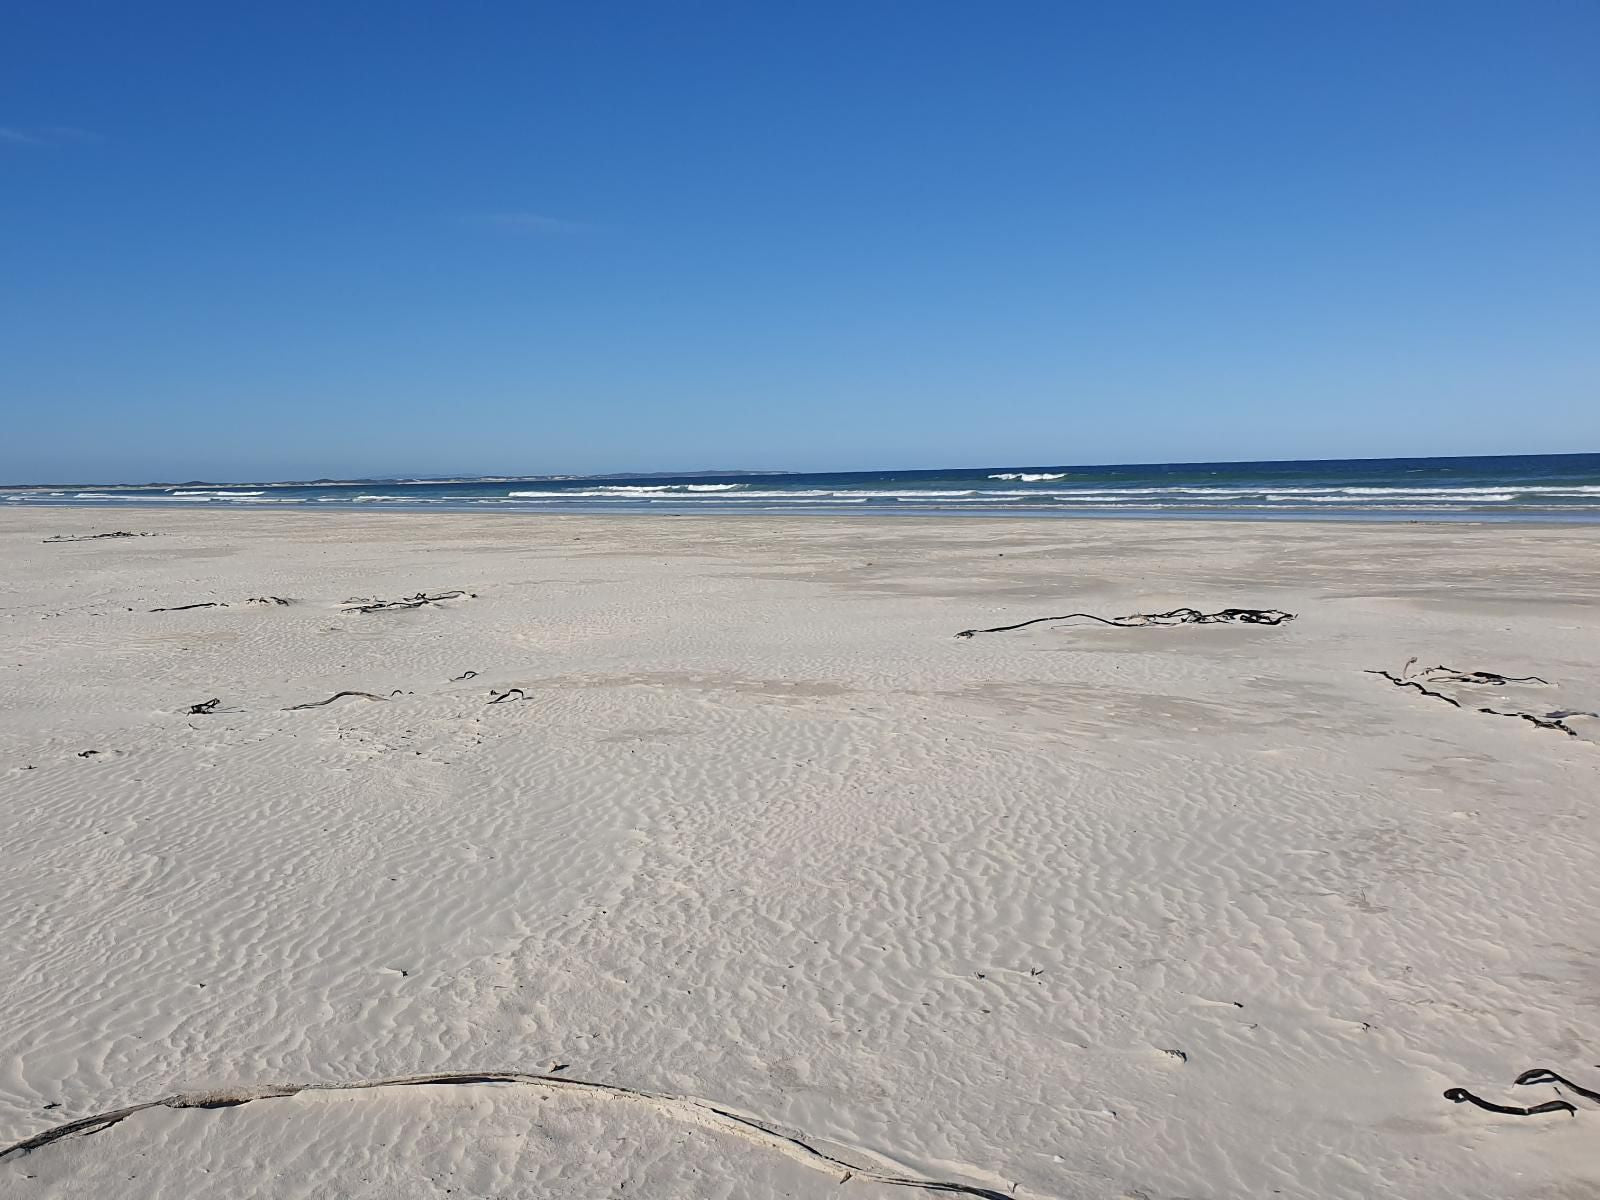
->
2, 508, 1597, 1198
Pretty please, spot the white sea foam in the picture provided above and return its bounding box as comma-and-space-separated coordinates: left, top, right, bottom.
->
988, 472, 1069, 482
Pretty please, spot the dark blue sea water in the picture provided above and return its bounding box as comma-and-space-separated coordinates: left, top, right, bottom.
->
9, 453, 1600, 521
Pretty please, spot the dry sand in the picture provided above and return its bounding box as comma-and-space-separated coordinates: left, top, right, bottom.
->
2, 508, 1598, 1198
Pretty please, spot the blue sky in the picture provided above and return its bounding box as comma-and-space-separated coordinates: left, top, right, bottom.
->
3, 2, 1597, 483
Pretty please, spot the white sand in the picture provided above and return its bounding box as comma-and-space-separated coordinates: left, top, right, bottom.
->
2, 508, 1598, 1198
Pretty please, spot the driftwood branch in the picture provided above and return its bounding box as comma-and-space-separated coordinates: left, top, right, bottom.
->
150, 602, 227, 612
0, 1072, 1015, 1197
43, 531, 152, 544
451, 670, 479, 681
284, 691, 390, 711
342, 590, 473, 614
1416, 665, 1550, 686
1516, 1068, 1600, 1104
246, 596, 294, 606
1365, 670, 1462, 708
488, 687, 526, 704
1479, 707, 1591, 738
187, 699, 222, 715
1369, 661, 1591, 738
1444, 1087, 1575, 1117
957, 607, 1294, 639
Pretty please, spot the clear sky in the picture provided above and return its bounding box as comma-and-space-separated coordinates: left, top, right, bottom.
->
3, 2, 1597, 483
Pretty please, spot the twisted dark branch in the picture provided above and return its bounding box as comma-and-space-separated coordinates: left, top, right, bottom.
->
1478, 707, 1587, 738
0, 1071, 1015, 1198
956, 607, 1294, 639
343, 591, 472, 614
1365, 670, 1462, 708
284, 691, 390, 711
1416, 665, 1550, 686
488, 687, 526, 704
1516, 1068, 1600, 1105
1444, 1087, 1574, 1117
150, 602, 227, 612
43, 531, 152, 543
1371, 663, 1591, 738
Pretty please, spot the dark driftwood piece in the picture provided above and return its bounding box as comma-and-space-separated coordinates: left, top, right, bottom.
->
284, 691, 390, 711
956, 607, 1294, 639
343, 590, 472, 614
150, 602, 227, 612
1369, 662, 1592, 738
1516, 1068, 1600, 1104
488, 687, 526, 704
186, 699, 222, 715
1416, 665, 1550, 686
1479, 707, 1591, 738
451, 670, 479, 681
1444, 1087, 1575, 1117
246, 596, 294, 606
0, 1071, 1014, 1198
1365, 670, 1462, 708
42, 531, 152, 544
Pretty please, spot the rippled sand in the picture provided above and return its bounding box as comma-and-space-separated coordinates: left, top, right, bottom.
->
3, 509, 1598, 1198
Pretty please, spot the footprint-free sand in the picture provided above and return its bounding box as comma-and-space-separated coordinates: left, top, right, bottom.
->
3, 509, 1598, 1198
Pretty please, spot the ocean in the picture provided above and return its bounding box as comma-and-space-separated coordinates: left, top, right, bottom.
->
8, 453, 1600, 521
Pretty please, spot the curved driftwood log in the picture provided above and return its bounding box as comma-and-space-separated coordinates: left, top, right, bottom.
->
284, 691, 390, 711
956, 607, 1294, 639
0, 1071, 1015, 1198
1444, 1087, 1575, 1117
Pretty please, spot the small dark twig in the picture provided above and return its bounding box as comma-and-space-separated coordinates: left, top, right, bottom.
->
1444, 1087, 1574, 1117
956, 607, 1294, 639
488, 687, 526, 704
43, 531, 152, 544
451, 670, 480, 681
150, 602, 227, 612
284, 691, 390, 711
246, 596, 294, 606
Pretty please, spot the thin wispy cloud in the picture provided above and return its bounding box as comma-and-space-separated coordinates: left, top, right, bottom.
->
469, 211, 591, 236
0, 125, 100, 147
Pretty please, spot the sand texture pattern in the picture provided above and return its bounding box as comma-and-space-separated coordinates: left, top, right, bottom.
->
2, 510, 1598, 1198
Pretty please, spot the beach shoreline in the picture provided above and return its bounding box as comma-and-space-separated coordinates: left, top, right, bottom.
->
4, 507, 1598, 1197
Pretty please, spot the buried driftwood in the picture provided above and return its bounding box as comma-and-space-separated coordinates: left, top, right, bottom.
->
284, 691, 391, 711
343, 590, 473, 614
186, 699, 223, 715
488, 687, 527, 704
1367, 660, 1593, 739
150, 602, 227, 612
0, 1071, 1015, 1199
42, 531, 153, 544
246, 596, 294, 606
450, 670, 480, 681
956, 607, 1294, 639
